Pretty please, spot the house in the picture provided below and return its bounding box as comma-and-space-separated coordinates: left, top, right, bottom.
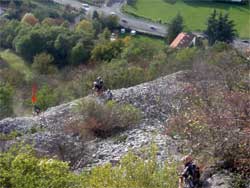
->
170, 32, 196, 49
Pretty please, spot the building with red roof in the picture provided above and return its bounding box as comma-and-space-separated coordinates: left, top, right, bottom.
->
170, 32, 196, 49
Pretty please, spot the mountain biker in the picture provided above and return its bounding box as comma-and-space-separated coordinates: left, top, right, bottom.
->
93, 76, 104, 94
33, 105, 41, 115
179, 155, 200, 188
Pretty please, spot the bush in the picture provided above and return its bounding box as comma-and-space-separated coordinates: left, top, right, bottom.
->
0, 145, 178, 188
69, 99, 141, 137
82, 145, 179, 188
0, 145, 81, 188
36, 85, 59, 111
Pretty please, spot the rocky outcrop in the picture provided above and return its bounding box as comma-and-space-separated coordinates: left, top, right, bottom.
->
0, 71, 234, 187
202, 171, 232, 188
0, 71, 186, 163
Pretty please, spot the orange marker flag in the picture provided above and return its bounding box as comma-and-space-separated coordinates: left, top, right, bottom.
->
32, 84, 37, 104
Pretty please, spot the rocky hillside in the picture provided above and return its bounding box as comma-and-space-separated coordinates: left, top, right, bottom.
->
0, 71, 234, 188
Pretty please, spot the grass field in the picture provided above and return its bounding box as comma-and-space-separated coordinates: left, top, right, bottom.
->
124, 0, 250, 38
0, 50, 33, 81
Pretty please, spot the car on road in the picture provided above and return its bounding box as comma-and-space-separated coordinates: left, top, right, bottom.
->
242, 40, 249, 43
130, 30, 136, 35
110, 12, 116, 16
121, 19, 128, 23
149, 25, 157, 30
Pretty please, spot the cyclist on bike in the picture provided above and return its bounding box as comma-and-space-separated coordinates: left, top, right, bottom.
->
179, 155, 200, 188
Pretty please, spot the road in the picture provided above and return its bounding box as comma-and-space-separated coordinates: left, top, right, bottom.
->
53, 0, 167, 37
53, 0, 250, 48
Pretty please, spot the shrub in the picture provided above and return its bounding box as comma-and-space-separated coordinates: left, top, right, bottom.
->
36, 85, 59, 111
82, 145, 179, 188
0, 145, 178, 188
0, 145, 81, 188
69, 99, 141, 137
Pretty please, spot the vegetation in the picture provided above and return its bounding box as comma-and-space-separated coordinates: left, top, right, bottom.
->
0, 0, 249, 186
0, 50, 33, 81
1, 0, 80, 22
0, 83, 13, 119
0, 145, 179, 188
205, 10, 237, 45
166, 42, 250, 180
21, 13, 39, 26
124, 0, 250, 38
0, 145, 81, 188
66, 99, 141, 137
166, 13, 184, 44
82, 145, 179, 188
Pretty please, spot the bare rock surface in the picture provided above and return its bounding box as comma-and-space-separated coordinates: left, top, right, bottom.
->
203, 171, 232, 188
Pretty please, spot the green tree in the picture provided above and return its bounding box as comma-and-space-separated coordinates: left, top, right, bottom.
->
167, 13, 184, 44
15, 30, 45, 61
32, 52, 57, 74
54, 33, 74, 66
0, 82, 13, 119
92, 19, 103, 36
70, 42, 89, 65
0, 20, 21, 49
36, 85, 58, 110
91, 40, 124, 61
6, 0, 18, 19
205, 10, 236, 45
75, 20, 94, 37
92, 10, 99, 20
98, 28, 111, 44
100, 15, 119, 30
0, 145, 81, 188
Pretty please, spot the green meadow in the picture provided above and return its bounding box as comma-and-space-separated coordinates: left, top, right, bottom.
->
124, 0, 250, 38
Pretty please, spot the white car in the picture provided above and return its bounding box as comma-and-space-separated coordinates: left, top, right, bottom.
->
130, 30, 136, 35
110, 12, 116, 16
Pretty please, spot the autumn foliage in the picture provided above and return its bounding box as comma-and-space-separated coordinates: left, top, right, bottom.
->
21, 13, 39, 26
166, 53, 250, 178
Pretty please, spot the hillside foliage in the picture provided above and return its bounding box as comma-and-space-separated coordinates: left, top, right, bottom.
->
0, 145, 178, 188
